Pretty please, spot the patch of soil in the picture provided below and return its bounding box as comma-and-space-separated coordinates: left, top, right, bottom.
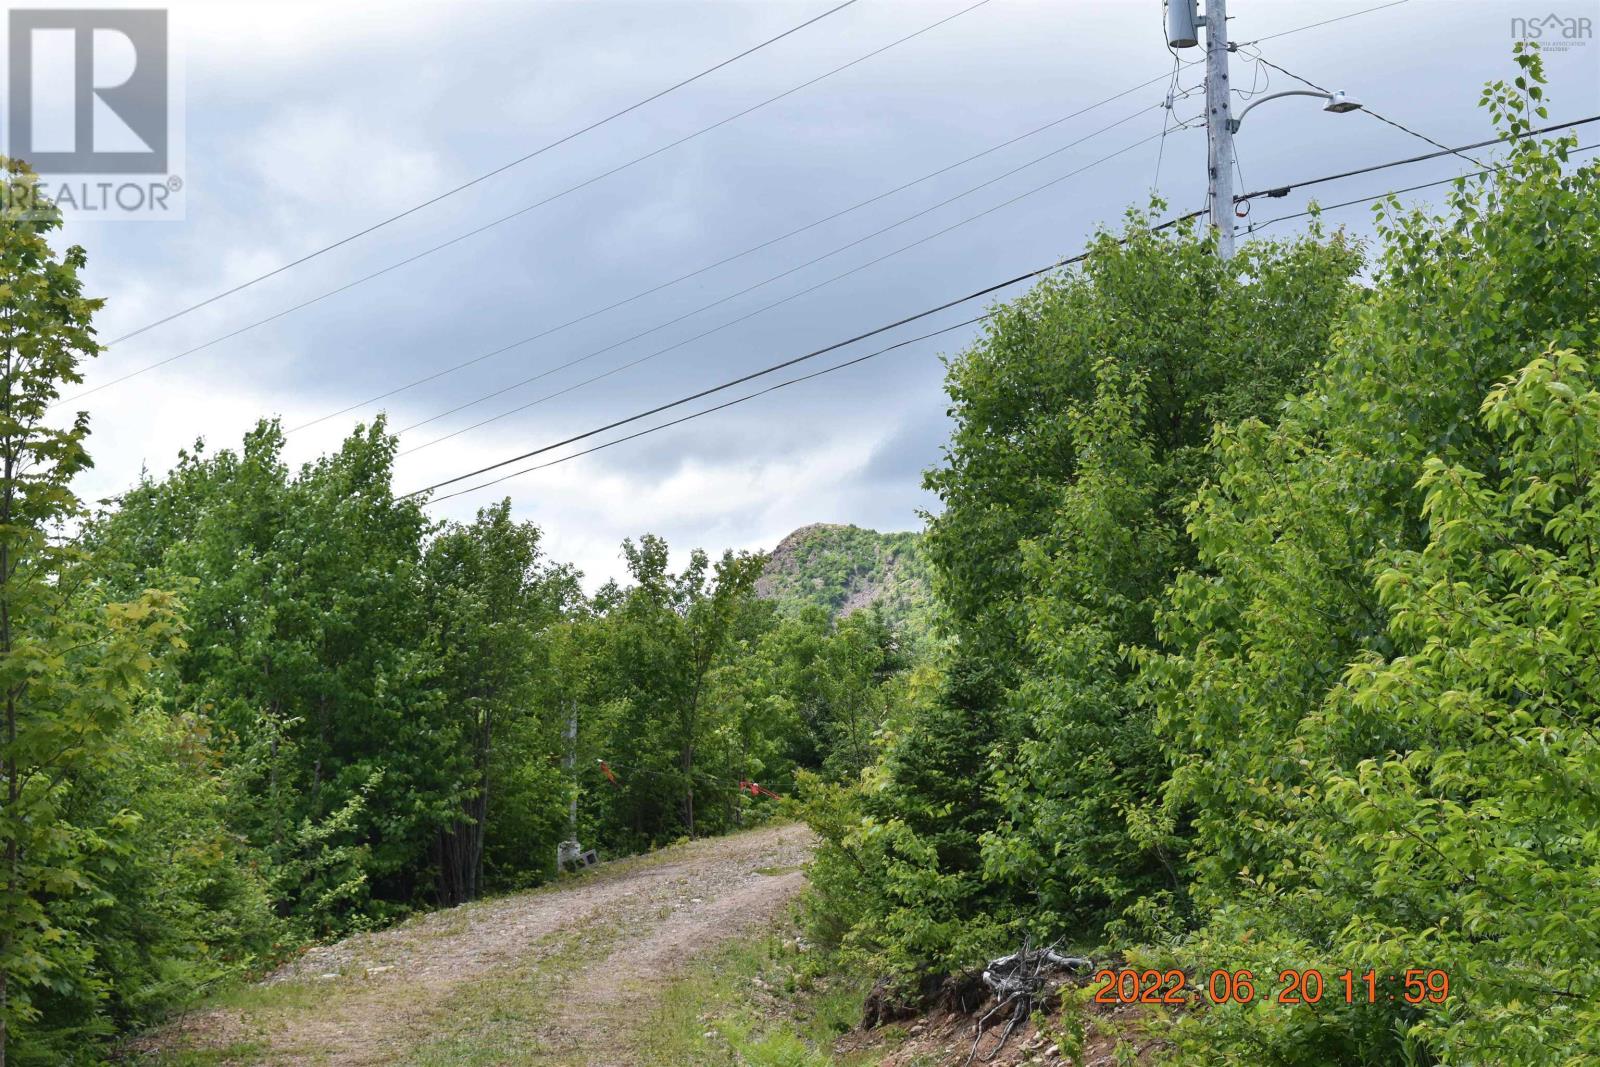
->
840, 975, 1175, 1067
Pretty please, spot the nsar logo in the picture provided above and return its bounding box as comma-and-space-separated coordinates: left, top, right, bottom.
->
1511, 11, 1594, 51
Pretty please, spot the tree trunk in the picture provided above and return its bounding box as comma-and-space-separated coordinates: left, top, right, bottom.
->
435, 703, 492, 906
2, 687, 13, 1067
433, 821, 471, 907
682, 667, 703, 838
2, 375, 17, 1067
472, 706, 491, 894
681, 741, 695, 839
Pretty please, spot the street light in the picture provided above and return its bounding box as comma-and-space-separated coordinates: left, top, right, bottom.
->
1228, 89, 1364, 132
1164, 0, 1364, 259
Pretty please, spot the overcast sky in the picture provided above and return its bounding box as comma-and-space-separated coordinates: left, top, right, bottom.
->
42, 0, 1600, 586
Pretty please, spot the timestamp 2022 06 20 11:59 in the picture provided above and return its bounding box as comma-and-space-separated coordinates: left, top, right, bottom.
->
1089, 967, 1452, 1007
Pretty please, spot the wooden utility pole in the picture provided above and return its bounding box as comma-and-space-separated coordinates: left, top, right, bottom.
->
1202, 0, 1236, 259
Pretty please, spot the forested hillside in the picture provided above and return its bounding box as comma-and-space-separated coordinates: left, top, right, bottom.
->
757, 523, 932, 638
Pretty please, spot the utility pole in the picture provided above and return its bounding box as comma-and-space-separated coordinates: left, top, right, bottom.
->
565, 700, 578, 842
1168, 0, 1235, 258
557, 699, 592, 872
1171, 0, 1363, 260
1202, 0, 1236, 260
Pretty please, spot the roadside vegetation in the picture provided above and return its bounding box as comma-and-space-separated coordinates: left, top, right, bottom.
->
633, 929, 879, 1067
795, 50, 1600, 1066
0, 167, 923, 1062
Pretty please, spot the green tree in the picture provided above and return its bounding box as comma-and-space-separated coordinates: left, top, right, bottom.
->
422, 499, 579, 902
800, 658, 1013, 997
39, 707, 276, 1054
1151, 50, 1598, 913
922, 210, 1357, 681
699, 604, 912, 817
91, 419, 457, 931
811, 209, 1360, 988
0, 160, 184, 1064
611, 536, 765, 838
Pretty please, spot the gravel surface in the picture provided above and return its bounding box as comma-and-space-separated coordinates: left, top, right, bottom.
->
140, 823, 815, 1065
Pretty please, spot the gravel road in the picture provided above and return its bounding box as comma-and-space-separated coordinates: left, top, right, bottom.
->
140, 823, 815, 1065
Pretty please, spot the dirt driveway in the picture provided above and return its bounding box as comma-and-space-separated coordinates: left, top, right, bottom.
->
139, 823, 815, 1066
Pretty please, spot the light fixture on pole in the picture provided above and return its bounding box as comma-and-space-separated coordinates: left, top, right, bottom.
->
1229, 89, 1365, 132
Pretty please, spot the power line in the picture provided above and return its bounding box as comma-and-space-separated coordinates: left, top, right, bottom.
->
1246, 141, 1600, 232
64, 0, 1425, 416
1230, 114, 1599, 205
1236, 0, 1410, 46
61, 0, 1435, 412
289, 64, 1196, 435
61, 0, 994, 408
1233, 48, 1271, 101
399, 125, 1167, 455
99, 0, 864, 350
396, 111, 1162, 448
400, 200, 1216, 501
517, 134, 1600, 494
396, 253, 1091, 501
427, 317, 986, 504
1152, 55, 1182, 195
401, 115, 1598, 455
404, 119, 1599, 502
423, 128, 1539, 503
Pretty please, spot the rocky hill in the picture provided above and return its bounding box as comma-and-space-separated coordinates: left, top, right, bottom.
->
757, 523, 933, 636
